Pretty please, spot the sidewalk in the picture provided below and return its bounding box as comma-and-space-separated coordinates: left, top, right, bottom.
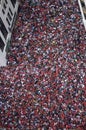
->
0, 50, 7, 66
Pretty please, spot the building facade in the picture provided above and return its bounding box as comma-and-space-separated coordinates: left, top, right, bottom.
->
0, 0, 20, 66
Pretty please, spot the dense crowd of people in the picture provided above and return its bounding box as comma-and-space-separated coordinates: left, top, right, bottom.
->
0, 0, 86, 129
